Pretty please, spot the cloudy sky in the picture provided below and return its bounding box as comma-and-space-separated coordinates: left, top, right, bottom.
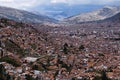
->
0, 0, 119, 10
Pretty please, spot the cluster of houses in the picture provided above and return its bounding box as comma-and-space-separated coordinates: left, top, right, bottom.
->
0, 18, 120, 80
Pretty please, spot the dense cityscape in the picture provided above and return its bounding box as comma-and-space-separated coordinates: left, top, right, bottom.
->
0, 1, 120, 80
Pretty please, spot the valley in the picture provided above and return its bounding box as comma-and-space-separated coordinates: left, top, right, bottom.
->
0, 5, 120, 80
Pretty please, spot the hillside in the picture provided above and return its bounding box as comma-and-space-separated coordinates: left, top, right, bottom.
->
103, 12, 120, 22
0, 18, 49, 57
62, 6, 120, 24
0, 6, 57, 24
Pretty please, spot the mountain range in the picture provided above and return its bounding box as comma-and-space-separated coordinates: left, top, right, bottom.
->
0, 6, 57, 24
0, 5, 120, 24
62, 6, 120, 24
31, 4, 103, 20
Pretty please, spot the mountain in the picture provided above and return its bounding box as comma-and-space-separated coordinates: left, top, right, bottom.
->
99, 12, 120, 27
0, 6, 57, 24
62, 6, 120, 24
103, 12, 120, 22
31, 4, 103, 20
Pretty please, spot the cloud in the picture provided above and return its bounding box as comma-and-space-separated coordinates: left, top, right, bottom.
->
0, 0, 119, 10
52, 0, 120, 5
0, 0, 14, 2
51, 0, 67, 3
0, 0, 50, 10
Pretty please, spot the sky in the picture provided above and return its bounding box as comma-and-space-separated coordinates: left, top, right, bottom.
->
0, 0, 120, 10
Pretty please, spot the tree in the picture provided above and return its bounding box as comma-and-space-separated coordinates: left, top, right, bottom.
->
63, 43, 68, 54
54, 70, 59, 79
0, 64, 6, 80
93, 71, 110, 80
79, 45, 85, 51
25, 74, 35, 80
32, 65, 38, 70
101, 71, 109, 80
0, 64, 5, 74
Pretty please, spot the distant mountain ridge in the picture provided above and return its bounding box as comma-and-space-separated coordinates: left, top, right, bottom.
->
32, 4, 103, 20
103, 12, 120, 22
62, 6, 120, 24
0, 6, 57, 24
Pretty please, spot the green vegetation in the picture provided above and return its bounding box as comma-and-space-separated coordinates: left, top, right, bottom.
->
71, 77, 77, 80
0, 64, 5, 80
3, 39, 26, 56
79, 45, 85, 51
0, 64, 5, 76
0, 56, 21, 67
0, 64, 10, 80
31, 43, 37, 50
93, 76, 102, 80
32, 64, 45, 71
0, 18, 24, 28
25, 74, 36, 80
54, 70, 59, 79
63, 43, 68, 54
57, 59, 72, 73
98, 53, 105, 56
93, 70, 110, 80
101, 71, 110, 80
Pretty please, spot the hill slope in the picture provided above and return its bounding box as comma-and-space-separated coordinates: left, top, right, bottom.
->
0, 6, 57, 24
62, 6, 120, 24
103, 12, 120, 22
